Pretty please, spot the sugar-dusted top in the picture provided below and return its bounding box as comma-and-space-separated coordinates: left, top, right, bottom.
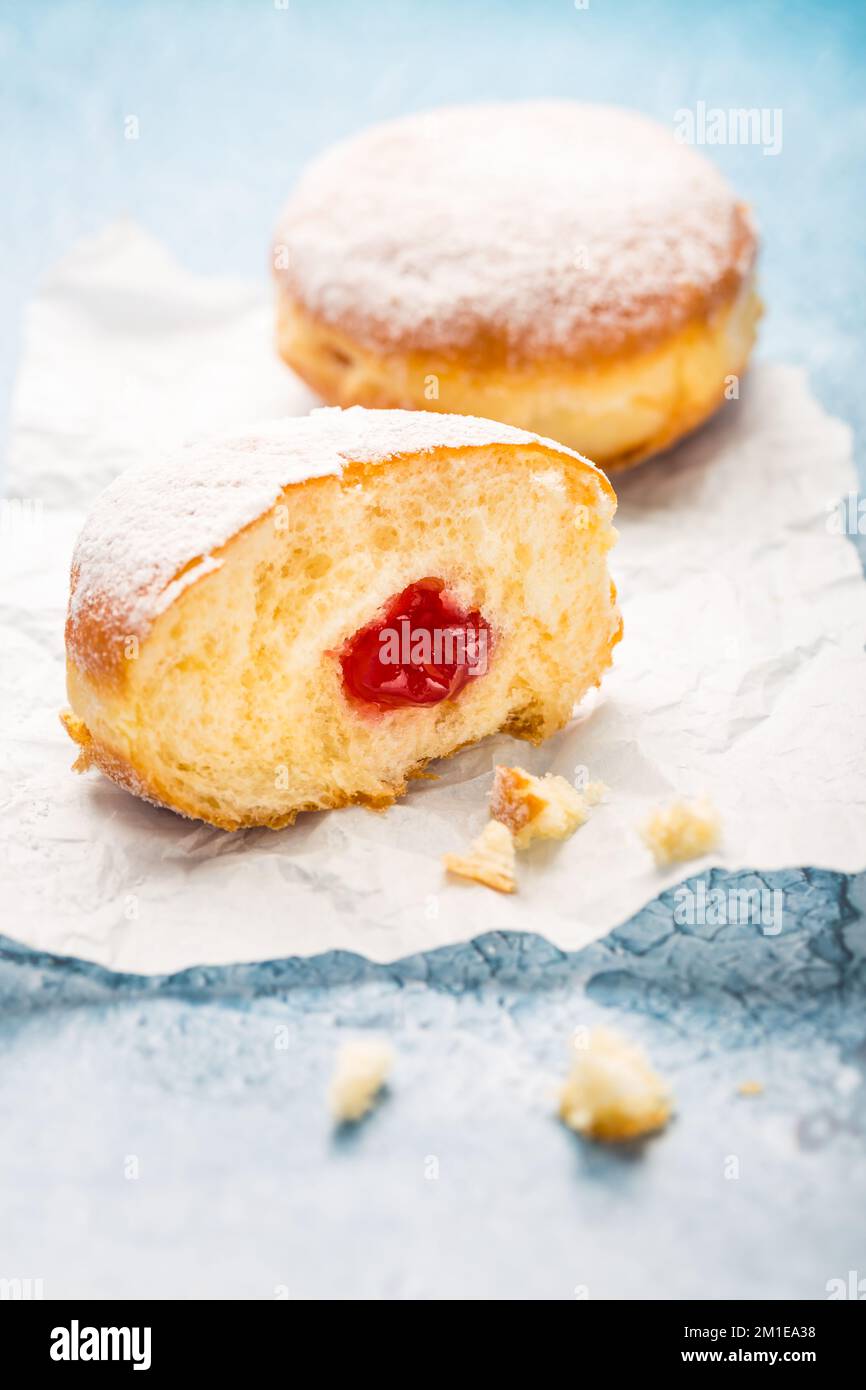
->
274, 101, 757, 364
67, 406, 608, 675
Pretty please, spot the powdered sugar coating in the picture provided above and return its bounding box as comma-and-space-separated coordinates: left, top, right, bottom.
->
67, 406, 606, 675
274, 102, 757, 364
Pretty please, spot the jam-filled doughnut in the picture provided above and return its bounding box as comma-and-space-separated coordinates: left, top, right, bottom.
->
273, 102, 760, 470
62, 407, 622, 830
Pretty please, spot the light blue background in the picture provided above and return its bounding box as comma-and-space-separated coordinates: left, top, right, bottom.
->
1, 0, 865, 1299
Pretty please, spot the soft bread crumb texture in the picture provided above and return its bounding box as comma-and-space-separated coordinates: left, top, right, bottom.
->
490, 764, 593, 849
67, 407, 606, 674
276, 283, 761, 471
640, 797, 721, 867
65, 434, 620, 829
328, 1039, 394, 1124
559, 1027, 672, 1142
443, 819, 516, 894
582, 779, 607, 807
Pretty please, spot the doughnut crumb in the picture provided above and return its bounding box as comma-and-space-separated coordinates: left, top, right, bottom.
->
443, 819, 516, 893
559, 1027, 672, 1142
737, 1080, 764, 1097
640, 797, 720, 867
582, 778, 608, 807
328, 1039, 394, 1124
59, 708, 95, 772
490, 764, 597, 849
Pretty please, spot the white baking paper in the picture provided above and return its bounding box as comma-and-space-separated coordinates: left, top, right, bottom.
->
2, 223, 864, 973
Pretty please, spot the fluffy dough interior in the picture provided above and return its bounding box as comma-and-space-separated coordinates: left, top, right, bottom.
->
66, 446, 620, 829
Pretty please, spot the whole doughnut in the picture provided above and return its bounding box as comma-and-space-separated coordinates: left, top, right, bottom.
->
273, 102, 760, 470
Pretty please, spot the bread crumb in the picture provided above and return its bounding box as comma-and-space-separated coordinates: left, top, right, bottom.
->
582, 779, 607, 806
558, 1027, 672, 1142
490, 765, 592, 849
443, 819, 516, 893
639, 797, 720, 867
328, 1039, 393, 1124
737, 1080, 764, 1097
59, 708, 95, 772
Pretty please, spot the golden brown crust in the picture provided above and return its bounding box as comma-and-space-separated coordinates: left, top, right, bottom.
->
489, 767, 546, 836
276, 285, 762, 472
282, 201, 756, 372
443, 821, 517, 894
274, 103, 758, 370
59, 708, 95, 772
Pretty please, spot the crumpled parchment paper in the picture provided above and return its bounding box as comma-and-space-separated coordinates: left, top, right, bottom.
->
2, 223, 864, 973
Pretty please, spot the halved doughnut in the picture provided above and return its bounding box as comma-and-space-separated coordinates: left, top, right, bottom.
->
63, 408, 621, 830
274, 102, 760, 470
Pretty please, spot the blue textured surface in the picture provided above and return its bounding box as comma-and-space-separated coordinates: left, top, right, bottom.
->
1, 0, 865, 1298
2, 869, 866, 1299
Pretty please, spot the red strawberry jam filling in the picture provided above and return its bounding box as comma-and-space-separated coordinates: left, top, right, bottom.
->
341, 578, 491, 709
